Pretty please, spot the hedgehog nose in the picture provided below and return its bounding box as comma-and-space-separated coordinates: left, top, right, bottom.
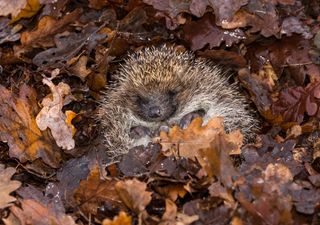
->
148, 106, 161, 118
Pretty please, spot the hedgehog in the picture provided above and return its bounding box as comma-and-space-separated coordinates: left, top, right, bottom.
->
99, 46, 258, 157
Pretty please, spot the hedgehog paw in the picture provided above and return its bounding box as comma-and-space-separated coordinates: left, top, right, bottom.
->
130, 126, 151, 139
179, 110, 205, 129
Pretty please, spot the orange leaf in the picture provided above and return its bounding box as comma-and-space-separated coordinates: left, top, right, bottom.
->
11, 0, 42, 23
102, 211, 132, 225
0, 84, 61, 167
20, 9, 82, 47
157, 117, 241, 187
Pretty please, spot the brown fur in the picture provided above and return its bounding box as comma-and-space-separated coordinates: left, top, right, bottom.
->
99, 46, 258, 158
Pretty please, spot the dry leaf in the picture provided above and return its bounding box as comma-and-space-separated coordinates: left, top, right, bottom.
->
65, 110, 77, 136
0, 165, 21, 209
9, 199, 76, 225
21, 8, 82, 47
102, 211, 132, 225
69, 55, 92, 81
0, 84, 61, 167
157, 117, 241, 187
162, 199, 177, 221
158, 117, 243, 160
115, 178, 152, 214
11, 0, 42, 22
74, 166, 126, 216
36, 78, 75, 150
154, 184, 187, 202
0, 0, 28, 17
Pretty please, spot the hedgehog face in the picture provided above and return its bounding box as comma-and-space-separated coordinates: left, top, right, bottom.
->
130, 90, 178, 122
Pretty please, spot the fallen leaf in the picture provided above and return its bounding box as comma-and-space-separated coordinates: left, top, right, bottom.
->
0, 0, 28, 17
272, 81, 320, 124
0, 165, 21, 209
102, 211, 132, 225
9, 199, 76, 225
36, 78, 75, 150
197, 49, 247, 69
221, 7, 280, 37
33, 25, 106, 68
69, 55, 92, 81
154, 183, 187, 202
157, 117, 241, 187
74, 166, 126, 217
161, 199, 177, 222
0, 18, 22, 44
183, 14, 245, 50
115, 178, 152, 214
89, 0, 110, 9
11, 0, 42, 23
280, 16, 312, 39
183, 198, 231, 225
0, 84, 61, 167
21, 8, 82, 48
208, 182, 236, 208
205, 0, 248, 25
236, 192, 293, 225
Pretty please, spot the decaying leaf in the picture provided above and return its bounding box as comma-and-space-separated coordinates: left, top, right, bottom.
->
0, 18, 22, 45
102, 211, 132, 225
9, 199, 76, 225
272, 81, 320, 124
115, 178, 152, 214
158, 198, 199, 225
0, 84, 61, 167
0, 0, 29, 17
0, 165, 21, 209
32, 25, 106, 68
74, 166, 126, 217
221, 7, 280, 37
157, 117, 241, 186
11, 0, 42, 22
69, 55, 92, 81
20, 8, 82, 48
183, 198, 231, 225
0, 0, 319, 224
157, 117, 242, 156
36, 78, 75, 150
184, 14, 245, 50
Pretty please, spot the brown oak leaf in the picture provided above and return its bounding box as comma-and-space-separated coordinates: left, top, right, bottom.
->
272, 82, 320, 124
183, 14, 245, 50
21, 8, 82, 48
115, 178, 152, 214
0, 84, 61, 167
221, 7, 280, 37
74, 166, 126, 217
0, 165, 21, 209
102, 211, 132, 225
157, 117, 241, 187
8, 199, 76, 225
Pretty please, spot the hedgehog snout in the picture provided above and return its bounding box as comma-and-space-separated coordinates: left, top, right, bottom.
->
148, 106, 162, 118
136, 93, 177, 122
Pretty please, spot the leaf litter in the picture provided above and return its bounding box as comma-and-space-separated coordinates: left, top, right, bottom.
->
0, 0, 320, 224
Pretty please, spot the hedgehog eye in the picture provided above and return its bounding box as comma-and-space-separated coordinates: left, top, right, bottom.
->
168, 90, 177, 97
131, 95, 147, 104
